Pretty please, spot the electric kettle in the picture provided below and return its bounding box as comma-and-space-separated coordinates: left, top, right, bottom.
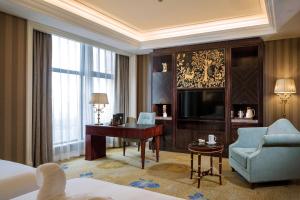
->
245, 107, 255, 119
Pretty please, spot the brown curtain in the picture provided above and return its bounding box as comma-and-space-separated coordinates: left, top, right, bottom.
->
32, 30, 53, 166
114, 54, 129, 117
0, 12, 27, 163
137, 54, 152, 114
112, 54, 129, 147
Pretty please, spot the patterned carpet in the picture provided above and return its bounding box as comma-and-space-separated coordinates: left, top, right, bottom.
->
60, 147, 300, 200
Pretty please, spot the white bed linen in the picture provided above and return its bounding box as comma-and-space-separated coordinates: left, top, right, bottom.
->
0, 160, 38, 200
13, 178, 184, 200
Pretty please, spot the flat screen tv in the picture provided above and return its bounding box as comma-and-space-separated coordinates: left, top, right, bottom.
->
178, 90, 225, 120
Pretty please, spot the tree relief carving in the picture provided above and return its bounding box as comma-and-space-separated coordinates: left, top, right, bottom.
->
176, 49, 225, 88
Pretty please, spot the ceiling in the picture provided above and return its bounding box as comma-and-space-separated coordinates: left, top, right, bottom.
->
40, 0, 269, 42
264, 0, 300, 41
266, 11, 300, 40
75, 0, 264, 32
0, 0, 299, 53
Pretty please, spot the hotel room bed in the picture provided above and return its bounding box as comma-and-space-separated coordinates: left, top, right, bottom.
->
13, 178, 184, 200
2, 161, 182, 200
0, 160, 38, 200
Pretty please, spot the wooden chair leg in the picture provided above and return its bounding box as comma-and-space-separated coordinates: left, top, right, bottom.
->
138, 142, 140, 152
123, 141, 126, 156
151, 141, 155, 153
149, 137, 155, 153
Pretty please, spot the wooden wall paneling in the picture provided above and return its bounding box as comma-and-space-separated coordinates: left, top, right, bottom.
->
175, 129, 192, 150
232, 64, 259, 104
258, 43, 264, 125
152, 38, 265, 154
152, 72, 172, 104
151, 52, 175, 150
225, 47, 231, 147
150, 38, 300, 151
172, 53, 177, 147
155, 120, 173, 150
173, 45, 228, 150
229, 42, 264, 145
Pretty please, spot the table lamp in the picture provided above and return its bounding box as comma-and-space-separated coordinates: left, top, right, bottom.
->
274, 78, 296, 117
90, 93, 109, 125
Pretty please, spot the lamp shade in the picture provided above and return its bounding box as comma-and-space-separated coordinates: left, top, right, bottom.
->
90, 93, 109, 104
274, 79, 296, 94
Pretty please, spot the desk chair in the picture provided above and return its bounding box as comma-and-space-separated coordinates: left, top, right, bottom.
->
123, 112, 156, 156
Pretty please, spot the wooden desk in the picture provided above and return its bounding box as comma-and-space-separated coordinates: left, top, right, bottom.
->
85, 124, 163, 169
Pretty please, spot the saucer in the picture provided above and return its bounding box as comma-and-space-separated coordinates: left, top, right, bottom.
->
206, 141, 216, 145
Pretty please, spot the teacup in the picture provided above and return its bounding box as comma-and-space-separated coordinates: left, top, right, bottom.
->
208, 134, 216, 144
198, 139, 205, 144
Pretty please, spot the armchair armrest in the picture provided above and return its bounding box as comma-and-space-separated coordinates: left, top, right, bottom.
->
262, 134, 300, 147
230, 127, 267, 148
248, 133, 300, 175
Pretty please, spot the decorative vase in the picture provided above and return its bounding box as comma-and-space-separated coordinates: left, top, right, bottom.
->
162, 63, 167, 72
162, 105, 167, 117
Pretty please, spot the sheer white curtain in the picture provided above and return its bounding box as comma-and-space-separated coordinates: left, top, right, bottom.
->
91, 47, 116, 147
52, 36, 83, 161
52, 35, 116, 161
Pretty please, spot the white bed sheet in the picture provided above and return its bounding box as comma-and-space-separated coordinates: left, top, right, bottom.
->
0, 160, 38, 200
14, 178, 184, 200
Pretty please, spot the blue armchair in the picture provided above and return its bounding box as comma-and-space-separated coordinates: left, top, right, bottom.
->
229, 119, 300, 187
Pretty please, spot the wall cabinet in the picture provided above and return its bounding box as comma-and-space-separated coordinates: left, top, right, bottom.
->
151, 38, 264, 154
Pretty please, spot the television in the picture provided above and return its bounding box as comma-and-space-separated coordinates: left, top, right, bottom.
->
178, 90, 225, 120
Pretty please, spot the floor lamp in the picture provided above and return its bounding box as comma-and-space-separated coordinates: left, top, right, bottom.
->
90, 93, 109, 125
274, 78, 296, 118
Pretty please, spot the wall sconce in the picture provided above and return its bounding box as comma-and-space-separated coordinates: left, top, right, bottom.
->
274, 78, 296, 117
89, 93, 109, 125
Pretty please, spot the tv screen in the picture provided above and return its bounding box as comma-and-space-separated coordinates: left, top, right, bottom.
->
178, 90, 225, 120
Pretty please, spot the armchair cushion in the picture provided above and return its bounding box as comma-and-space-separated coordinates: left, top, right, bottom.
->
262, 134, 300, 147
267, 118, 299, 135
230, 147, 257, 169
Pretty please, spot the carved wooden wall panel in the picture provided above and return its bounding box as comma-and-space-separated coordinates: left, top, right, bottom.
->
176, 49, 225, 88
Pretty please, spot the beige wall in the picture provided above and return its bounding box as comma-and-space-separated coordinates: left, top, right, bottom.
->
0, 12, 27, 163
264, 38, 300, 129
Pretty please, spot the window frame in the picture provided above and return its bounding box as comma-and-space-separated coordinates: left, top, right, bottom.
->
51, 39, 113, 146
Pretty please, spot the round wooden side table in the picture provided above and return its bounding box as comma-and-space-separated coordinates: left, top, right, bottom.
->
188, 142, 224, 188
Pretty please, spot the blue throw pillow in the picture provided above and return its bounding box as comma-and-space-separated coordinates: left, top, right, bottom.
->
267, 118, 299, 135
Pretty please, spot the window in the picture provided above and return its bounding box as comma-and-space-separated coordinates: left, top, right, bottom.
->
91, 47, 115, 123
52, 35, 115, 161
52, 36, 81, 147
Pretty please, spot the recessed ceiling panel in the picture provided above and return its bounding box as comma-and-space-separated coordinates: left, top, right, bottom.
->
75, 0, 263, 31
